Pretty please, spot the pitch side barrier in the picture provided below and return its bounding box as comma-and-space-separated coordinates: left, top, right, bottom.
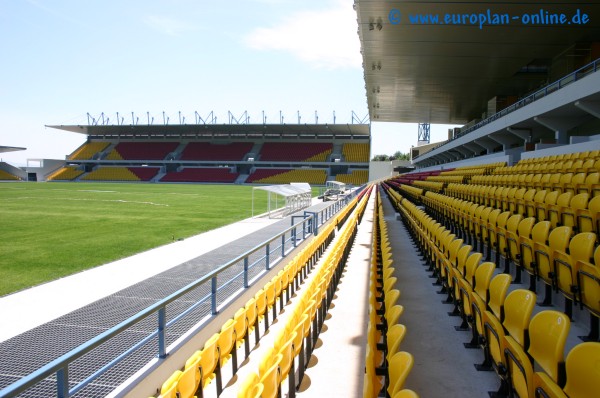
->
0, 187, 366, 398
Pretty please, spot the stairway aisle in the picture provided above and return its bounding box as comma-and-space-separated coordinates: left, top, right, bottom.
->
380, 194, 499, 397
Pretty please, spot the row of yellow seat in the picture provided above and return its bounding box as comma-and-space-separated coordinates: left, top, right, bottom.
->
364, 187, 417, 398
384, 183, 600, 398
154, 214, 340, 397
68, 141, 110, 160
335, 169, 369, 185
153, 187, 372, 398
237, 185, 373, 398
471, 171, 600, 193
424, 188, 600, 334
519, 150, 600, 164
47, 166, 84, 181
0, 169, 21, 180
493, 157, 600, 174
342, 143, 370, 162
444, 184, 600, 236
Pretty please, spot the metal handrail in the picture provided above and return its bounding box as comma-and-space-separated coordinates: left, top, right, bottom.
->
413, 58, 600, 161
0, 191, 361, 398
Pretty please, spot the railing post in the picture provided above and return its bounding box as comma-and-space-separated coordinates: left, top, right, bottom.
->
57, 367, 69, 398
265, 243, 270, 270
243, 257, 249, 288
281, 234, 285, 257
292, 227, 297, 247
211, 277, 218, 315
158, 307, 167, 359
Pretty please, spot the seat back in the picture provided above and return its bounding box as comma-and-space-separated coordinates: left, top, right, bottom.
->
387, 324, 407, 361
160, 370, 182, 398
245, 298, 258, 331
259, 354, 282, 398
539, 191, 559, 220
563, 193, 589, 229
520, 221, 551, 275
563, 342, 600, 398
549, 192, 573, 227
528, 310, 570, 386
277, 331, 296, 378
536, 226, 572, 283
218, 318, 236, 365
487, 273, 512, 320
577, 194, 600, 233
392, 390, 419, 398
177, 362, 200, 398
473, 262, 495, 300
504, 336, 534, 398
506, 216, 535, 264
492, 212, 511, 248
237, 372, 264, 398
464, 252, 483, 287
483, 311, 506, 369
502, 289, 536, 347
555, 232, 596, 299
455, 244, 473, 276
200, 333, 220, 386
233, 307, 247, 347
533, 372, 568, 398
577, 245, 600, 317
255, 288, 267, 317
387, 351, 414, 396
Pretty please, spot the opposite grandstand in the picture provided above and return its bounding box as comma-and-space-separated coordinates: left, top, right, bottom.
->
45, 124, 371, 186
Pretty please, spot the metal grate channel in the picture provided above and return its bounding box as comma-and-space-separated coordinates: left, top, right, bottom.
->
0, 201, 336, 397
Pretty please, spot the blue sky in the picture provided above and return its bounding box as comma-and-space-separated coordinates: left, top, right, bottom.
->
0, 0, 454, 166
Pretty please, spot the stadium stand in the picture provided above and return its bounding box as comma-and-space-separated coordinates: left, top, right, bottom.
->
105, 142, 179, 160
82, 166, 144, 181
380, 147, 600, 396
46, 166, 84, 181
43, 125, 370, 186
147, 186, 373, 398
342, 143, 370, 162
246, 168, 327, 185
160, 167, 239, 183
258, 143, 332, 162
179, 142, 252, 161
68, 141, 110, 160
335, 169, 369, 185
0, 169, 21, 180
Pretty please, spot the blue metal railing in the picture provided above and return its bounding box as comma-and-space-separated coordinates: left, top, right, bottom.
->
0, 191, 360, 398
413, 57, 600, 161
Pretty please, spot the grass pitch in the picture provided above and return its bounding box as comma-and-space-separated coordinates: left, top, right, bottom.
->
0, 182, 278, 296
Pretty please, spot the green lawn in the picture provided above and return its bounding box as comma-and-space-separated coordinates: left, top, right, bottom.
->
0, 182, 278, 296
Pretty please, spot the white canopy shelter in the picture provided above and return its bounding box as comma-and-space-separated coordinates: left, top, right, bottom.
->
252, 183, 312, 218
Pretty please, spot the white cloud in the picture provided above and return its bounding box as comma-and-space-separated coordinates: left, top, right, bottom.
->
143, 15, 197, 37
243, 0, 361, 70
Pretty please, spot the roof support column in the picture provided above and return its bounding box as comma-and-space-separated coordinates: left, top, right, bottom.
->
534, 116, 582, 145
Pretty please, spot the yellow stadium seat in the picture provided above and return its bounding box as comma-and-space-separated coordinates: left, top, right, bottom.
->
528, 311, 570, 386
237, 372, 263, 398
387, 351, 414, 397
563, 342, 600, 398
553, 232, 596, 318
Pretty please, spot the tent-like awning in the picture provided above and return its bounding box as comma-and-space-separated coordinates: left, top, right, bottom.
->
252, 183, 312, 218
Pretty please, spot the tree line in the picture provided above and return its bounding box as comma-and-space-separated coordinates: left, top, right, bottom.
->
371, 151, 410, 161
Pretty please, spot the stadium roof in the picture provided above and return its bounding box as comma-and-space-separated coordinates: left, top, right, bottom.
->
355, 1, 600, 124
47, 124, 370, 139
0, 146, 26, 153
